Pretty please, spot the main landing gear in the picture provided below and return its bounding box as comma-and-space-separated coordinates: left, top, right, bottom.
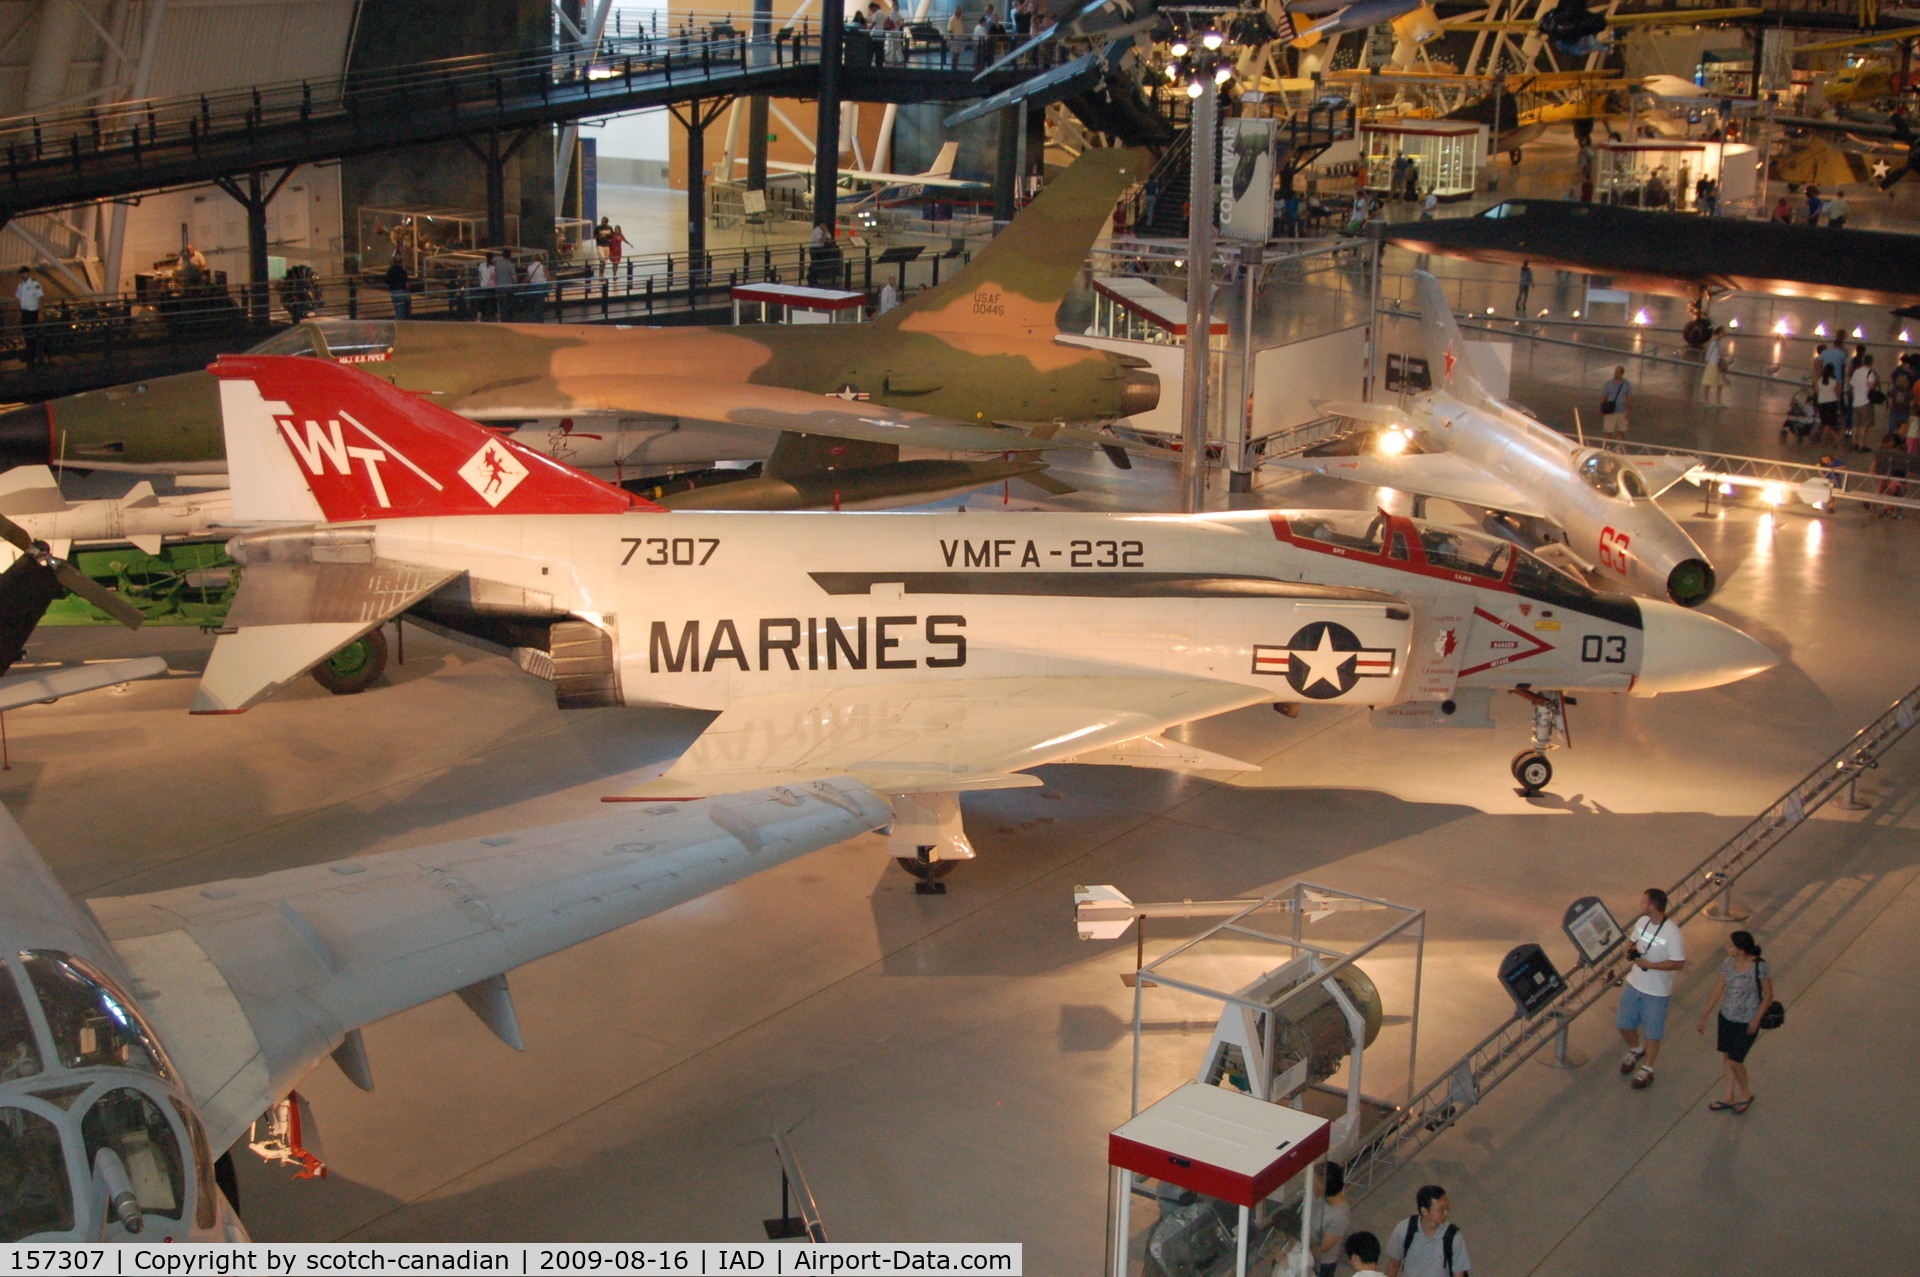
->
887, 791, 974, 895
1509, 688, 1573, 796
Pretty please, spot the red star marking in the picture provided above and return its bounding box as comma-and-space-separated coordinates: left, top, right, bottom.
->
1444, 348, 1457, 382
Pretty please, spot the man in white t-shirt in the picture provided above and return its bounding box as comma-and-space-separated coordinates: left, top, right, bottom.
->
1616, 886, 1686, 1089
14, 267, 43, 367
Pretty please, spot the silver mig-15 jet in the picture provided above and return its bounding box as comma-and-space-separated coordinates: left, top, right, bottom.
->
1283, 270, 1718, 607
184, 355, 1772, 884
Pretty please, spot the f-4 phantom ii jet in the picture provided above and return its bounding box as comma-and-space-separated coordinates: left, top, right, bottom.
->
1281, 270, 1719, 607
0, 780, 889, 1240
190, 354, 1771, 887
0, 149, 1158, 513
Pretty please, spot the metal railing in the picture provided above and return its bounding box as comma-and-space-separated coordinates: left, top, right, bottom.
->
1604, 438, 1920, 513
1343, 681, 1920, 1200
0, 16, 1062, 208
0, 238, 976, 378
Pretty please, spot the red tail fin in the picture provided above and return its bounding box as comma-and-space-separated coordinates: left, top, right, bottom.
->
209, 355, 659, 522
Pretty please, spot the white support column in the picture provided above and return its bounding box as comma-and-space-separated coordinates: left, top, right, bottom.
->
103, 0, 169, 295
554, 0, 618, 210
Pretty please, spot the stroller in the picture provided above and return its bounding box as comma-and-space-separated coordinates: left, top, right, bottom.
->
1782, 389, 1818, 443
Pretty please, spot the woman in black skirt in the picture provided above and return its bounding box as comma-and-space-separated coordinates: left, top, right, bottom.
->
1696, 930, 1773, 1114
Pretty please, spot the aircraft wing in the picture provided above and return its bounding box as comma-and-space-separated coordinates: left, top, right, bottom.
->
1626, 453, 1702, 496
1445, 5, 1760, 28
751, 159, 985, 189
613, 676, 1273, 799
452, 376, 1060, 454
1273, 451, 1551, 519
0, 657, 169, 711
89, 780, 892, 1152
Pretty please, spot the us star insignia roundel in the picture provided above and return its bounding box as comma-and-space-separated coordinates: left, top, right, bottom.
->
459, 438, 529, 507
1252, 622, 1397, 699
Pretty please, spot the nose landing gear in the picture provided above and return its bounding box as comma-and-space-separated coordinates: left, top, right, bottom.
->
1509, 688, 1573, 796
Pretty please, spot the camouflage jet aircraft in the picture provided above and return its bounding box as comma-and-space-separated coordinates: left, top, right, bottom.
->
0, 149, 1159, 511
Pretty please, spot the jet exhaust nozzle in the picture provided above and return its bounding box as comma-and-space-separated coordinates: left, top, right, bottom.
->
1119, 370, 1160, 417
1665, 558, 1716, 608
0, 402, 53, 469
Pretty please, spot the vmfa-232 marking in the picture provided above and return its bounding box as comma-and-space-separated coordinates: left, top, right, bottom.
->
376, 506, 1683, 711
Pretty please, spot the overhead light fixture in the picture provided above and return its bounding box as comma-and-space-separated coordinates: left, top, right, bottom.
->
1201, 29, 1225, 49
1379, 429, 1410, 455
1214, 63, 1233, 84
1632, 308, 1651, 325
1814, 321, 1828, 337
1171, 39, 1189, 57
1186, 79, 1204, 98
1719, 482, 1736, 496
1773, 317, 1792, 335
1485, 306, 1495, 315
1761, 483, 1787, 506
1852, 326, 1866, 339
1538, 308, 1549, 317
1727, 317, 1739, 328
1902, 329, 1913, 343
1572, 310, 1581, 318
1165, 63, 1179, 79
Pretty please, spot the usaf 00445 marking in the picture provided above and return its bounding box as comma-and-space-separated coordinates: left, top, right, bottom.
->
194, 357, 1777, 885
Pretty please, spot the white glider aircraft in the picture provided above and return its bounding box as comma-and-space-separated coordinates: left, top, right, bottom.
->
1282, 271, 1719, 607
188, 357, 1771, 869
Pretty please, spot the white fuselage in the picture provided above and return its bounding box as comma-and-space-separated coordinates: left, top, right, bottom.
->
1410, 389, 1712, 602
278, 508, 1740, 712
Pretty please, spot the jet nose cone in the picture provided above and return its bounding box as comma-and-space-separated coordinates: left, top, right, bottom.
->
1635, 600, 1777, 696
0, 402, 52, 469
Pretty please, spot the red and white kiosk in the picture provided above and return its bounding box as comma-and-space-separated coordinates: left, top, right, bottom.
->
729, 282, 867, 325
1107, 1082, 1332, 1276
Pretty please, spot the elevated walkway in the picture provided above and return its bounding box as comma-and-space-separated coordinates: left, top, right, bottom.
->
0, 19, 1054, 221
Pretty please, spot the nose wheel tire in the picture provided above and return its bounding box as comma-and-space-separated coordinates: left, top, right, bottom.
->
895, 855, 956, 894
1512, 749, 1553, 795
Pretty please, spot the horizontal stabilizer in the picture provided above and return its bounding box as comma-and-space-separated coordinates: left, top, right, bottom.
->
193, 622, 372, 713
194, 558, 458, 712
0, 656, 168, 711
0, 465, 70, 517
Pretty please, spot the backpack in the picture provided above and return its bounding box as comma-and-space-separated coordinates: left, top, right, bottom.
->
1402, 1216, 1460, 1275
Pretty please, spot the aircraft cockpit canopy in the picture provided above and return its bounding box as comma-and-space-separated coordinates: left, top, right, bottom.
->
17, 952, 171, 1081
2, 954, 214, 1241
1578, 451, 1651, 500
247, 318, 397, 360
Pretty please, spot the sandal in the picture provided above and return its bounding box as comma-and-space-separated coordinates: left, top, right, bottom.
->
1631, 1065, 1655, 1089
1732, 1097, 1754, 1113
1708, 1100, 1734, 1111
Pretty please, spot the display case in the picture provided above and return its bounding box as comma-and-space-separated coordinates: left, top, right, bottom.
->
730, 282, 867, 324
1593, 140, 1712, 209
1106, 1083, 1331, 1277
1090, 274, 1228, 348
1360, 120, 1485, 200
356, 207, 516, 275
